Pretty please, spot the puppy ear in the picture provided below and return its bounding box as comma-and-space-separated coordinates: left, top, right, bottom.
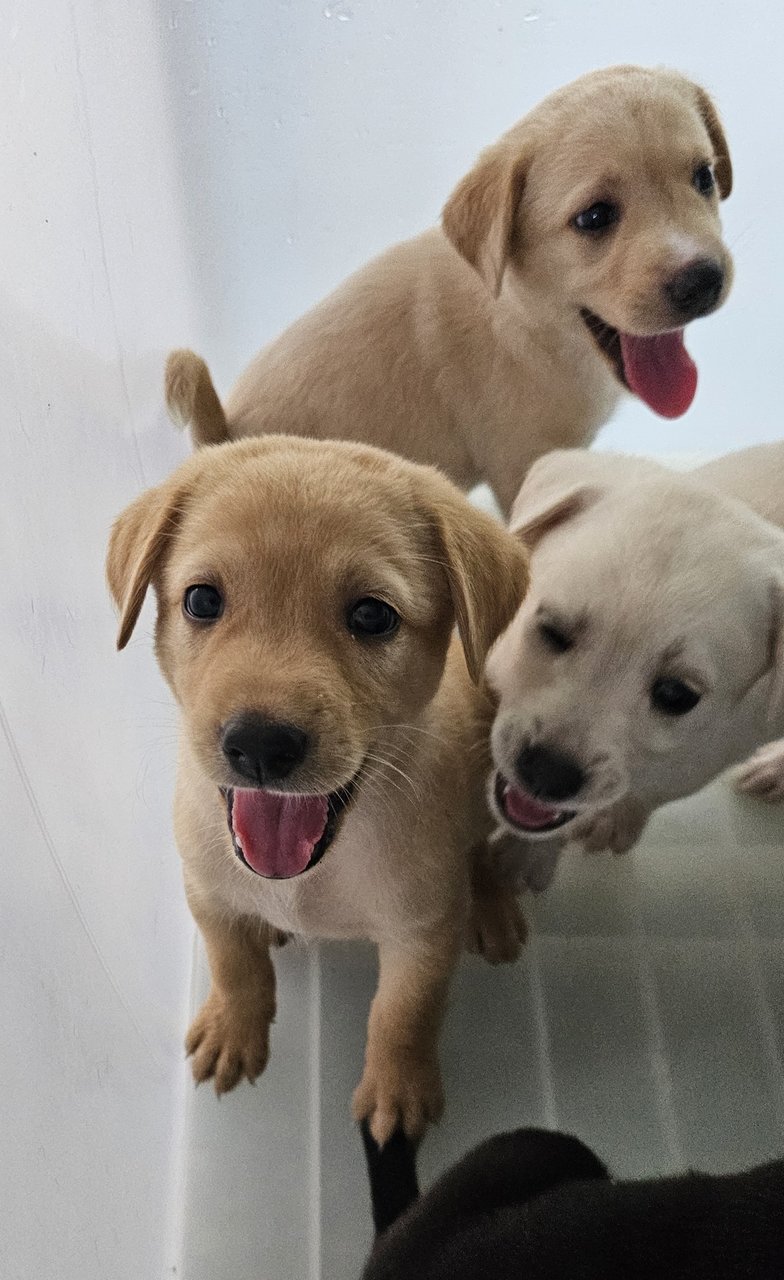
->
442, 143, 528, 297
509, 451, 603, 549
693, 84, 732, 199
426, 485, 529, 684
106, 479, 189, 650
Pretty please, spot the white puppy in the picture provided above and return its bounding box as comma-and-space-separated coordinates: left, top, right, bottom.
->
485, 443, 784, 891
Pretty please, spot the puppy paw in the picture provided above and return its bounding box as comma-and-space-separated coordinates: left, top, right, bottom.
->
466, 888, 528, 964
352, 1053, 444, 1145
185, 988, 273, 1095
734, 741, 784, 802
572, 799, 649, 855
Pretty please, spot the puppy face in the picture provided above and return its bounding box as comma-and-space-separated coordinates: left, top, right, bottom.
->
485, 453, 784, 839
443, 66, 733, 419
108, 437, 527, 879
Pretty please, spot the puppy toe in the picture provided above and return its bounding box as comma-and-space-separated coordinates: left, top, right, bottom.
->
734, 744, 784, 801
185, 990, 271, 1093
353, 1057, 443, 1144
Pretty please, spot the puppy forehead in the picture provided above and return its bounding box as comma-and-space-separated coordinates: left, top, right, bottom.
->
170, 449, 436, 601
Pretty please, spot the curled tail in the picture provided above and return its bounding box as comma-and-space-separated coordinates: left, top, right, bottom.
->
165, 349, 229, 448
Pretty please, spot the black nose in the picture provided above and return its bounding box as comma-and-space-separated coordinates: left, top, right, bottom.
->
221, 715, 309, 785
515, 743, 585, 803
665, 258, 724, 320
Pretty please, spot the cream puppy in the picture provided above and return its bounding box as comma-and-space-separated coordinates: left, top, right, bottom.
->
485, 444, 784, 890
169, 65, 733, 514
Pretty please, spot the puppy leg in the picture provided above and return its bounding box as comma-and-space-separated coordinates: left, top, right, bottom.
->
353, 934, 458, 1145
466, 842, 528, 965
186, 907, 277, 1095
734, 739, 784, 802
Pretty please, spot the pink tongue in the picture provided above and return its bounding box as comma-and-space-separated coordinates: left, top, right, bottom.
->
619, 330, 697, 418
231, 789, 328, 878
503, 783, 561, 831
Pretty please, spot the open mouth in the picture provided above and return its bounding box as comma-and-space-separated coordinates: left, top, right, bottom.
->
221, 774, 359, 879
494, 772, 576, 836
580, 308, 698, 419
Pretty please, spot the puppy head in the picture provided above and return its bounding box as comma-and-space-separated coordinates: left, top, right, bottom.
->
485, 451, 784, 839
442, 65, 733, 419
107, 436, 528, 878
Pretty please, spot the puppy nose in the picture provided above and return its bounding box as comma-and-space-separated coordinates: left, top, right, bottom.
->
221, 715, 309, 785
665, 258, 724, 319
515, 743, 585, 803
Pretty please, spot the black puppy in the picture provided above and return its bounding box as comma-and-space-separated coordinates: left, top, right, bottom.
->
360, 1123, 784, 1278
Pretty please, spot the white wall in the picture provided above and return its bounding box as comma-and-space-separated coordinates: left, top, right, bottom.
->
1, 4, 195, 1277
4, 3, 784, 1278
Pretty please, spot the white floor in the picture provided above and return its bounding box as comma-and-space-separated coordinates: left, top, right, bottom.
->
178, 778, 784, 1280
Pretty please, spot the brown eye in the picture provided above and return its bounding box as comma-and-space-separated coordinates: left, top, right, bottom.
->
693, 163, 715, 195
184, 584, 223, 621
347, 597, 400, 638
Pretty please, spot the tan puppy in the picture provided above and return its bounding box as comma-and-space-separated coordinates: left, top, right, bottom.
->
484, 444, 784, 892
168, 66, 733, 513
106, 434, 528, 1141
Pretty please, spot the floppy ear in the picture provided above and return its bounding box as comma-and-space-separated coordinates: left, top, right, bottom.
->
693, 84, 732, 199
442, 142, 528, 297
425, 485, 530, 684
509, 452, 603, 549
106, 479, 188, 650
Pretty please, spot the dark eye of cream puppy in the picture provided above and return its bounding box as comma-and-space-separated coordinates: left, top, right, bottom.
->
651, 677, 701, 716
538, 619, 573, 653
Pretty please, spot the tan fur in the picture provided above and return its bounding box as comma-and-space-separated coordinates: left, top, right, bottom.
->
166, 67, 732, 514
107, 436, 529, 1140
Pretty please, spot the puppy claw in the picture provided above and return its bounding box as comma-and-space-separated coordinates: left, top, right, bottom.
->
734, 742, 784, 802
185, 990, 272, 1095
352, 1056, 443, 1143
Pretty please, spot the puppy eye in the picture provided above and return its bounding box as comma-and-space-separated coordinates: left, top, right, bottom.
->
347, 597, 400, 639
651, 677, 701, 716
693, 163, 715, 196
573, 202, 618, 233
183, 584, 224, 621
538, 620, 573, 653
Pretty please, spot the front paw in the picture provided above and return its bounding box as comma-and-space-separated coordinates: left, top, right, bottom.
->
352, 1052, 444, 1145
572, 798, 648, 855
734, 741, 784, 802
185, 988, 273, 1095
466, 887, 527, 965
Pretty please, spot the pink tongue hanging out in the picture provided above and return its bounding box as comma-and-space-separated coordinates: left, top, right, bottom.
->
231, 788, 328, 878
619, 330, 698, 418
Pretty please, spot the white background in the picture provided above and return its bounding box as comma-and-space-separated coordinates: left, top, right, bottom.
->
2, 3, 783, 1278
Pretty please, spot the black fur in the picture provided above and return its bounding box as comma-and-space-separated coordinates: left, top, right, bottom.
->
361, 1125, 784, 1279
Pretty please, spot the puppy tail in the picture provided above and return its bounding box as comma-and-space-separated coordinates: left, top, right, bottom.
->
165, 349, 229, 448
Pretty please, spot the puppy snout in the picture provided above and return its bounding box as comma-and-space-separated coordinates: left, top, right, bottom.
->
515, 743, 585, 803
221, 714, 310, 785
665, 258, 724, 320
